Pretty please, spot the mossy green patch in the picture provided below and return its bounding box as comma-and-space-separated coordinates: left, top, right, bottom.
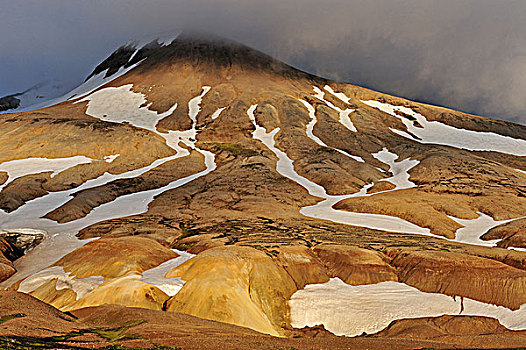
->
0, 313, 26, 324
92, 320, 145, 342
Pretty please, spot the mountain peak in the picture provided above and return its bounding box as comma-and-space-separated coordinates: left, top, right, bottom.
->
86, 31, 318, 82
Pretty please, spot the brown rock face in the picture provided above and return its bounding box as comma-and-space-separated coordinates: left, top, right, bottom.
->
481, 218, 526, 249
276, 245, 329, 289
367, 181, 396, 194
0, 238, 20, 282
0, 172, 52, 212
314, 244, 398, 285
385, 248, 526, 309
0, 171, 7, 185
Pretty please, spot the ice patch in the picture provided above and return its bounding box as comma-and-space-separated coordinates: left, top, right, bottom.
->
211, 107, 227, 120
18, 265, 104, 300
362, 100, 526, 156
449, 212, 526, 246
140, 249, 195, 296
290, 278, 526, 337
0, 156, 93, 191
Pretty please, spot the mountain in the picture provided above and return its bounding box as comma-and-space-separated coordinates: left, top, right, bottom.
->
0, 80, 68, 112
0, 32, 525, 348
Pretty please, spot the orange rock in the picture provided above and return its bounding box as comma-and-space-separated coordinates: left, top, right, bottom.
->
385, 248, 526, 309
314, 244, 398, 285
165, 245, 297, 336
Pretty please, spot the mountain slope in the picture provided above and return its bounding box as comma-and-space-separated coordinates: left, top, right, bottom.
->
0, 33, 525, 342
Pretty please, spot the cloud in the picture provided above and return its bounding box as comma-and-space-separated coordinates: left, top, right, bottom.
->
0, 0, 525, 124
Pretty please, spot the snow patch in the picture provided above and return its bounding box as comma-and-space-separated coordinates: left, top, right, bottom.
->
140, 249, 195, 296
362, 100, 526, 156
103, 154, 120, 163
211, 107, 227, 120
0, 156, 93, 191
372, 148, 419, 189
18, 265, 104, 300
324, 85, 351, 104
79, 84, 176, 132
290, 278, 526, 337
129, 31, 181, 50
449, 212, 526, 246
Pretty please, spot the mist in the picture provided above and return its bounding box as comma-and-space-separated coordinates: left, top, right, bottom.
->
1, 0, 525, 124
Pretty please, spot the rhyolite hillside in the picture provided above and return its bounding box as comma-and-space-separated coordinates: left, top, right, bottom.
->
0, 33, 525, 348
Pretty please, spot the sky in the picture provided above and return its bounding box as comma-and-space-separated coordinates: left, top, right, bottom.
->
1, 0, 525, 124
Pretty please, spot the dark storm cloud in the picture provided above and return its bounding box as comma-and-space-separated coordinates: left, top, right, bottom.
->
1, 0, 525, 124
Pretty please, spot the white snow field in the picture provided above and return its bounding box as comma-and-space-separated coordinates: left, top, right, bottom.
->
289, 278, 526, 337
0, 85, 216, 289
362, 100, 526, 156
140, 249, 196, 296
247, 104, 430, 236
449, 213, 526, 247
80, 84, 178, 131
0, 156, 93, 191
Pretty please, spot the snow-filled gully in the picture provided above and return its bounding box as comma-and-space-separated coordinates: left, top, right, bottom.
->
299, 99, 364, 163
249, 101, 526, 246
313, 86, 357, 132
0, 86, 215, 288
0, 156, 94, 191
248, 104, 430, 236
